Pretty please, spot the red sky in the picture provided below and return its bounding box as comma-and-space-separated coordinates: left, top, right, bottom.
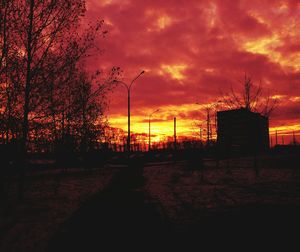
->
85, 0, 300, 144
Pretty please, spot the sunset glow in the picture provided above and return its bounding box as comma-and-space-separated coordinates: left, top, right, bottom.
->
86, 0, 300, 143
3, 3, 300, 250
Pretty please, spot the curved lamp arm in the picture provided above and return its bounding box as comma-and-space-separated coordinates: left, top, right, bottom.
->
149, 108, 160, 119
129, 70, 145, 89
113, 70, 145, 91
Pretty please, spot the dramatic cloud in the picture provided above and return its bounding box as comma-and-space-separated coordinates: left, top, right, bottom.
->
85, 0, 300, 142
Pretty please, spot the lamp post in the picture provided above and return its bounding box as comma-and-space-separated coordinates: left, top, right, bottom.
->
114, 71, 145, 152
148, 109, 159, 151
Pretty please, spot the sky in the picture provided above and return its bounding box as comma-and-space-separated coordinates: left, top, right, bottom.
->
85, 0, 300, 144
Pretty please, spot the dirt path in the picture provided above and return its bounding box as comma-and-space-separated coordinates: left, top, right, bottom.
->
47, 162, 173, 251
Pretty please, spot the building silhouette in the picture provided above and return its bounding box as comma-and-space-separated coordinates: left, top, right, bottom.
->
217, 108, 269, 155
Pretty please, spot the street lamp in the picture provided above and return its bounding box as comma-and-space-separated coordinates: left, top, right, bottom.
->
114, 70, 145, 152
148, 109, 160, 151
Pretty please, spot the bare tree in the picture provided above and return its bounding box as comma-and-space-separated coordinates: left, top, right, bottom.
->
221, 74, 278, 117
1, 0, 118, 152
5, 0, 87, 153
0, 0, 24, 144
0, 0, 13, 74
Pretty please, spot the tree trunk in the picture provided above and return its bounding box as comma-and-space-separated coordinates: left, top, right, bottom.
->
22, 0, 34, 154
19, 0, 35, 201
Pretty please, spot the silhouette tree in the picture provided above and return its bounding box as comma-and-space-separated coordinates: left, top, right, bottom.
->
221, 74, 278, 117
0, 1, 9, 74
0, 1, 120, 199
3, 0, 87, 153
0, 0, 116, 153
36, 23, 110, 149
0, 0, 22, 144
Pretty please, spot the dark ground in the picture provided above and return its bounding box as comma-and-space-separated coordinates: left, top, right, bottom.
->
2, 153, 300, 251
47, 157, 300, 251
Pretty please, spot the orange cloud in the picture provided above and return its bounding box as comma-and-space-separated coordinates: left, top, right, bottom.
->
159, 64, 188, 80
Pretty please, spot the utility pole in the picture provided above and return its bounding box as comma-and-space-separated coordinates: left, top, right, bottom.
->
127, 88, 130, 152
174, 117, 177, 150
148, 109, 159, 151
293, 131, 296, 145
200, 128, 202, 142
206, 108, 210, 145
148, 118, 150, 150
275, 130, 278, 145
195, 101, 221, 146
